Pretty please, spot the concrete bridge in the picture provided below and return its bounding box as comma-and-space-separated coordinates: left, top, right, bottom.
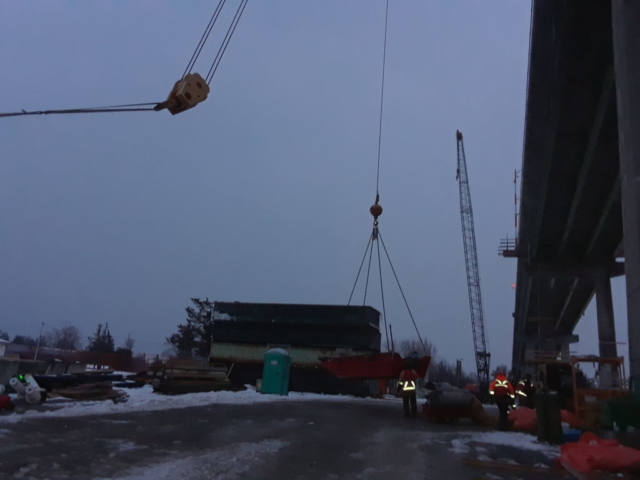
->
506, 0, 640, 390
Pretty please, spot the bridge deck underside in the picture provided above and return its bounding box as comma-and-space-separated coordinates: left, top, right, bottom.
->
513, 0, 623, 366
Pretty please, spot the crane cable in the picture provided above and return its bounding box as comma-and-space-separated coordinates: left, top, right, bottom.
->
375, 0, 390, 197
205, 0, 249, 84
0, 0, 249, 119
182, 0, 228, 80
0, 102, 160, 118
347, 0, 428, 356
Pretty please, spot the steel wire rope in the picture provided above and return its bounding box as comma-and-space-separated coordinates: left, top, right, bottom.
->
182, 0, 227, 79
205, 0, 249, 84
375, 0, 390, 196
378, 230, 427, 355
362, 230, 376, 306
376, 232, 391, 351
347, 235, 373, 306
0, 103, 161, 118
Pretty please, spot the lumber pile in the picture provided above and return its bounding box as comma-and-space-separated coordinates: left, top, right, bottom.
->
51, 382, 128, 403
153, 364, 242, 395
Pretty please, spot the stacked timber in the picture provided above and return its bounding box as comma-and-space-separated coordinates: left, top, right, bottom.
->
152, 364, 243, 395
51, 382, 127, 403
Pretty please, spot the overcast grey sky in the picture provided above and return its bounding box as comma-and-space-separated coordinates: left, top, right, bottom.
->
0, 1, 627, 371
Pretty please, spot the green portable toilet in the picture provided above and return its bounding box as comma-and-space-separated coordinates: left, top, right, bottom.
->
261, 348, 291, 396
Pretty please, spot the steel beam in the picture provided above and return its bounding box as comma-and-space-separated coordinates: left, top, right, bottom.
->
528, 261, 624, 279
558, 68, 615, 257
529, 7, 568, 260
586, 176, 622, 255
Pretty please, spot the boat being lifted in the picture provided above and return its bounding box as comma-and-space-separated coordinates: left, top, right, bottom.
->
320, 352, 431, 380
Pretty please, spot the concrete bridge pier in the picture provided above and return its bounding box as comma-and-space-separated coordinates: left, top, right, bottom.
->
595, 270, 618, 359
596, 270, 619, 388
612, 0, 640, 391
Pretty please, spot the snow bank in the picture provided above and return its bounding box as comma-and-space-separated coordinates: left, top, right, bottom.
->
0, 385, 382, 424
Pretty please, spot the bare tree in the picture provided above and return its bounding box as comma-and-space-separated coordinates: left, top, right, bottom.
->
397, 337, 438, 359
491, 364, 510, 377
123, 335, 135, 352
46, 324, 83, 351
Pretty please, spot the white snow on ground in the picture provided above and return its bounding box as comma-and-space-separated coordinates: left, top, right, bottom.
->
464, 431, 560, 453
0, 385, 386, 424
426, 430, 560, 456
449, 439, 471, 454
14, 464, 37, 479
98, 439, 288, 480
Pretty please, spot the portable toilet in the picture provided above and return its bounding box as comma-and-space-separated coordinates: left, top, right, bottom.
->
261, 348, 291, 396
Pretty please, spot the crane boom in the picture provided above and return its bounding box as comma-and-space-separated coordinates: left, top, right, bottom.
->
455, 130, 491, 397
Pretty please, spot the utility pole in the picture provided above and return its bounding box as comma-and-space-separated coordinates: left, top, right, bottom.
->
33, 321, 45, 361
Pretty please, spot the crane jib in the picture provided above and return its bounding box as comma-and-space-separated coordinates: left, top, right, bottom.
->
456, 131, 491, 397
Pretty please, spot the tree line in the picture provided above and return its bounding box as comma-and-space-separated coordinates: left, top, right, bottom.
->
0, 323, 135, 354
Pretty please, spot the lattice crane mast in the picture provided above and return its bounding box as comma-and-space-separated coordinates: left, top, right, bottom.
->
455, 130, 491, 397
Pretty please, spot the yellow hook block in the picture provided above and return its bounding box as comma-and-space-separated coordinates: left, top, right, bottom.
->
156, 73, 210, 115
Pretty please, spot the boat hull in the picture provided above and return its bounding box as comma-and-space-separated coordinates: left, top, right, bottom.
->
320, 353, 431, 379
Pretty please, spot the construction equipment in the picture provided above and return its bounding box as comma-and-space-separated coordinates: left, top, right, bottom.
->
525, 351, 630, 428
456, 130, 491, 399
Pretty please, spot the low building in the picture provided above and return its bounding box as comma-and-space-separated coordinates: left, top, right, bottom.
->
0, 339, 9, 358
210, 302, 382, 396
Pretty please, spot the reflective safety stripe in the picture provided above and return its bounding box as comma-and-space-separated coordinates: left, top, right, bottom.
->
517, 391, 527, 396
496, 379, 510, 388
402, 380, 416, 391
489, 390, 495, 395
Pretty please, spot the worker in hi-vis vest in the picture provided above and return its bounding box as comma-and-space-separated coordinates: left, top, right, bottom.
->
516, 374, 537, 409
489, 373, 515, 431
398, 367, 419, 417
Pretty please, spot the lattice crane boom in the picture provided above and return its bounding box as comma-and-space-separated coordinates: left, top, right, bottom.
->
456, 130, 491, 397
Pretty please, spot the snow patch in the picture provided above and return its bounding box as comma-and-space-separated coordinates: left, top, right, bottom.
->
477, 454, 493, 462
0, 385, 380, 424
14, 463, 37, 479
356, 467, 378, 479
107, 439, 145, 453
449, 439, 471, 454
461, 431, 560, 453
101, 439, 287, 480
